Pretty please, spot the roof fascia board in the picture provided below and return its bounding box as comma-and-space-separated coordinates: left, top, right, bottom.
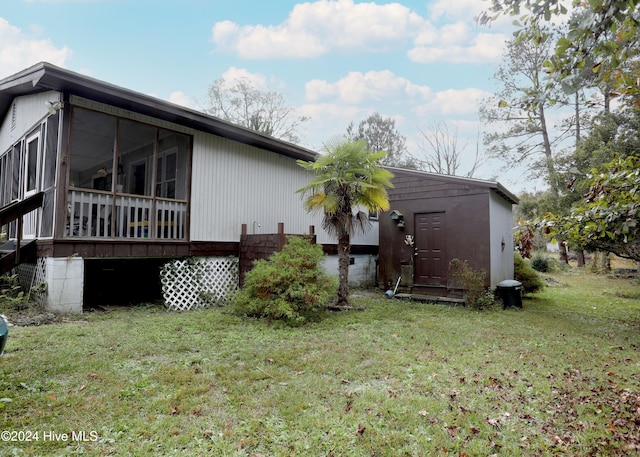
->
1, 62, 317, 162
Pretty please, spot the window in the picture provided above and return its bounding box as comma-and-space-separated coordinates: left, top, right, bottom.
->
156, 151, 176, 198
157, 129, 188, 200
25, 134, 39, 194
118, 119, 156, 196
0, 153, 9, 206
11, 143, 21, 201
69, 108, 117, 190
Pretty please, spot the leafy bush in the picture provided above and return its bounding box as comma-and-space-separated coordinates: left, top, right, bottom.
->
232, 236, 336, 326
448, 259, 495, 310
514, 252, 545, 294
0, 274, 29, 311
530, 251, 551, 272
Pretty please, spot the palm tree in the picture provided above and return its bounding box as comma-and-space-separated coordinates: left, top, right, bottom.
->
297, 138, 394, 308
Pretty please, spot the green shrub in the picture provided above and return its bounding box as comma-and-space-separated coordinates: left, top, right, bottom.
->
0, 274, 29, 311
232, 236, 336, 326
448, 259, 495, 310
530, 251, 551, 272
514, 252, 545, 294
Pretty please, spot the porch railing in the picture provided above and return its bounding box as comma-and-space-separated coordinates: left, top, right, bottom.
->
66, 189, 186, 240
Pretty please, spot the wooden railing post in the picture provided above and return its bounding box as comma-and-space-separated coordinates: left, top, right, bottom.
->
16, 215, 22, 264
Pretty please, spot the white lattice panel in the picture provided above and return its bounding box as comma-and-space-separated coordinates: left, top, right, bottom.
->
15, 258, 47, 307
161, 257, 239, 311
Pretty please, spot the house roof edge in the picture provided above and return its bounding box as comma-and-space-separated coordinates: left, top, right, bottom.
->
0, 62, 318, 162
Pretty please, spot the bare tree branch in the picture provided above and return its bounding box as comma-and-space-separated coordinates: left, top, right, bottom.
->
204, 77, 309, 144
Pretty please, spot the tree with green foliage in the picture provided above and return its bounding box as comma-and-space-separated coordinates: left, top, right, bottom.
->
479, 0, 640, 101
540, 155, 640, 262
297, 139, 394, 308
480, 25, 572, 196
346, 112, 416, 169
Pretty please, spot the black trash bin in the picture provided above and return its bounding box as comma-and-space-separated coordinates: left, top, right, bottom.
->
496, 279, 522, 309
0, 316, 8, 356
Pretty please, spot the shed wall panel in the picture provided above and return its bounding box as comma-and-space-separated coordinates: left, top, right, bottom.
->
489, 191, 515, 287
380, 171, 494, 294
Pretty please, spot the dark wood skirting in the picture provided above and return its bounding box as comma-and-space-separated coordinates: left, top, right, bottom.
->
36, 239, 239, 259
35, 240, 374, 259
37, 240, 190, 258
189, 241, 239, 257
322, 244, 378, 256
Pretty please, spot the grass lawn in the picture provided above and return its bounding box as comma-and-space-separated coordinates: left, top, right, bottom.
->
1, 269, 638, 456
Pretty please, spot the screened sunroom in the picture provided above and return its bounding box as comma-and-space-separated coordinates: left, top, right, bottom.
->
66, 106, 191, 240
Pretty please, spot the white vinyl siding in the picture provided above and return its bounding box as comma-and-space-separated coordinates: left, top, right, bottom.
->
190, 132, 379, 246
190, 133, 322, 242
0, 91, 61, 155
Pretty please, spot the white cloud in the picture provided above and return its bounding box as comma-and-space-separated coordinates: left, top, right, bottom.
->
297, 102, 364, 149
210, 0, 512, 65
413, 88, 490, 116
437, 88, 489, 115
299, 71, 495, 152
408, 30, 507, 64
0, 17, 70, 77
305, 70, 431, 105
429, 0, 488, 23
219, 66, 268, 89
168, 91, 197, 110
211, 0, 425, 59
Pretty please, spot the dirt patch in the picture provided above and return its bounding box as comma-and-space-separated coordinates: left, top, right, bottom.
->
544, 276, 562, 285
2, 311, 86, 327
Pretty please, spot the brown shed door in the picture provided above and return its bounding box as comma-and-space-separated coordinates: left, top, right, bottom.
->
415, 212, 446, 286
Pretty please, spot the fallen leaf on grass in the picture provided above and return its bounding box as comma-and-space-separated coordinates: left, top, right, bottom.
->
355, 424, 366, 437
486, 417, 501, 428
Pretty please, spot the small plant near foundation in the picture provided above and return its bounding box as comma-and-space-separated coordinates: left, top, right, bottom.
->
448, 259, 494, 310
233, 236, 336, 326
514, 252, 545, 294
0, 274, 28, 311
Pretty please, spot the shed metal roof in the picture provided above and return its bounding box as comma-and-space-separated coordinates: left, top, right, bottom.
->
0, 61, 318, 163
385, 166, 519, 205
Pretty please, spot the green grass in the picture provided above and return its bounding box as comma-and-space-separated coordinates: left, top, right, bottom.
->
1, 270, 639, 456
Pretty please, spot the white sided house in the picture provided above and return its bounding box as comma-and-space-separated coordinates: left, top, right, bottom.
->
0, 62, 378, 312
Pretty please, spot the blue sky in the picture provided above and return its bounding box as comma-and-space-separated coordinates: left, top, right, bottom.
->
0, 0, 541, 193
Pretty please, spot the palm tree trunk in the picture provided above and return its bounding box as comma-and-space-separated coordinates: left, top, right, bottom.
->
337, 232, 351, 307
